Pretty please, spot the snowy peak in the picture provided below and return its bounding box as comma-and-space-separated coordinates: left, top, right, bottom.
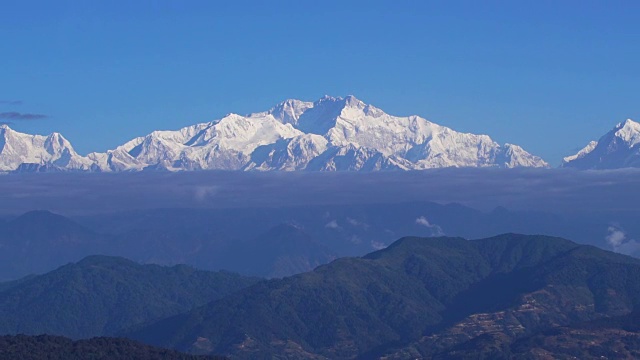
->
617, 118, 640, 129
613, 119, 640, 147
343, 95, 366, 109
562, 119, 640, 169
264, 99, 314, 125
253, 95, 366, 128
0, 125, 93, 172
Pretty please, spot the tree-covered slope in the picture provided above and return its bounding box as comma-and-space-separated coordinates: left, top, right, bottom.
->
129, 234, 640, 359
0, 255, 260, 339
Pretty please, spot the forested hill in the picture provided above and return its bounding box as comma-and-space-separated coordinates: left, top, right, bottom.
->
128, 234, 640, 359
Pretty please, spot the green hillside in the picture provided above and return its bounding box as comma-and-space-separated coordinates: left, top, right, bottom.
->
0, 255, 260, 338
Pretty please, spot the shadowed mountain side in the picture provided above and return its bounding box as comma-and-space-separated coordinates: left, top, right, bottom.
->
0, 256, 260, 339
127, 234, 640, 359
0, 210, 108, 281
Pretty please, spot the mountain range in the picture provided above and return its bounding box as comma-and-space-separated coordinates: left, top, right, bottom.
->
0, 96, 548, 172
2, 234, 640, 359
4, 97, 640, 172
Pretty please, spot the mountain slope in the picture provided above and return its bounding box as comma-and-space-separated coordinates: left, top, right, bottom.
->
2, 96, 548, 172
0, 255, 260, 339
431, 311, 640, 359
562, 119, 640, 169
127, 234, 640, 359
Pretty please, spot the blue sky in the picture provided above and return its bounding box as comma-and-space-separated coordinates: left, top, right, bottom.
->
1, 0, 639, 165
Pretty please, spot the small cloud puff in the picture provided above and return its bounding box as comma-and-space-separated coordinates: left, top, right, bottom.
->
416, 216, 444, 236
325, 219, 340, 229
347, 217, 369, 229
606, 226, 626, 248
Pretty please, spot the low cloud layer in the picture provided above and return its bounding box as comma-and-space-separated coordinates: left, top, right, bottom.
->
0, 112, 48, 120
0, 168, 640, 216
0, 100, 22, 105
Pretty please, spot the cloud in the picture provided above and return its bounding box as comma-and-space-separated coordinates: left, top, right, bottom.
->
415, 216, 432, 227
349, 235, 362, 244
371, 240, 386, 250
325, 219, 340, 229
606, 226, 626, 248
416, 216, 444, 236
606, 225, 640, 256
347, 217, 369, 229
0, 100, 22, 105
0, 112, 48, 120
1, 168, 640, 219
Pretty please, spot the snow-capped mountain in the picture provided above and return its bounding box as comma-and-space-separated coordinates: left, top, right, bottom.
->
89, 95, 548, 171
562, 119, 640, 169
0, 96, 549, 172
0, 124, 94, 172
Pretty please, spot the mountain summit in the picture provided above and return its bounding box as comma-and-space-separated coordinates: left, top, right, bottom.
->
0, 96, 549, 172
562, 118, 640, 169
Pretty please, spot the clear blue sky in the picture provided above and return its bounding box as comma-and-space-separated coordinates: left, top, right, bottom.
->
2, 0, 640, 165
